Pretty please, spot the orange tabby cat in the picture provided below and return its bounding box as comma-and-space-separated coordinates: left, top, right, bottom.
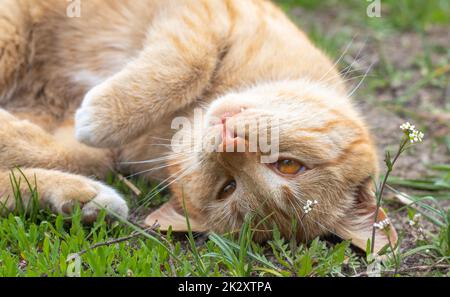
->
0, 0, 396, 252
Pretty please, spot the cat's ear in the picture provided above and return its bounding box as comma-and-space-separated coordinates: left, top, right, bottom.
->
144, 198, 207, 232
334, 179, 398, 254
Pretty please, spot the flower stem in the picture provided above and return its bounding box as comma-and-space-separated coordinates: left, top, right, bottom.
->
386, 232, 399, 276
370, 138, 408, 254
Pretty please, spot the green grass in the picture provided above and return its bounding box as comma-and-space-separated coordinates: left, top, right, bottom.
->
0, 164, 448, 276
1, 0, 449, 277
0, 191, 359, 276
0, 170, 364, 277
276, 0, 450, 30
385, 166, 450, 275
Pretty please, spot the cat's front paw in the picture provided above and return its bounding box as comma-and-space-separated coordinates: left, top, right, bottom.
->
75, 84, 120, 148
80, 183, 129, 223
75, 77, 150, 148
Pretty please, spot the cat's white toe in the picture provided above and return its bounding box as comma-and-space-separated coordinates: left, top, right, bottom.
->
75, 107, 97, 145
75, 84, 110, 147
81, 183, 129, 222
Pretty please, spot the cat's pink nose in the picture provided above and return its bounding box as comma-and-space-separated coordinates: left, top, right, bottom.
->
220, 116, 247, 152
221, 113, 234, 124
208, 107, 246, 126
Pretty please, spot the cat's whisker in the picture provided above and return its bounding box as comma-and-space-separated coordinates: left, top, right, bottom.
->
145, 164, 197, 200
148, 143, 190, 149
316, 34, 357, 85
315, 34, 368, 93
120, 153, 183, 165
131, 160, 203, 216
341, 37, 368, 79
151, 137, 174, 141
197, 101, 211, 110
317, 70, 375, 96
295, 48, 372, 97
126, 156, 194, 178
148, 136, 193, 145
147, 144, 174, 148
207, 206, 231, 229
286, 198, 309, 242
141, 159, 204, 205
339, 62, 357, 76
339, 57, 373, 79
339, 72, 376, 85
347, 61, 375, 98
339, 66, 366, 80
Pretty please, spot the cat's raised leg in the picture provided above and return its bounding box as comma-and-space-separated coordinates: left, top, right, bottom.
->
0, 168, 128, 221
75, 3, 227, 147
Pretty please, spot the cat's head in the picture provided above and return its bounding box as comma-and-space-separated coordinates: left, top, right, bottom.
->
145, 79, 397, 253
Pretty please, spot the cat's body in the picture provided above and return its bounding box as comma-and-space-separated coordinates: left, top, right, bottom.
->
0, 0, 396, 252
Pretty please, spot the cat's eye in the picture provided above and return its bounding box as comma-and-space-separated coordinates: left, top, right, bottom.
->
218, 179, 236, 200
272, 159, 306, 176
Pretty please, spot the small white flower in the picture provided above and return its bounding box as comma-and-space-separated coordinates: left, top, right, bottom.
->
409, 213, 422, 227
400, 122, 424, 143
303, 199, 319, 214
373, 218, 391, 230
400, 122, 415, 131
